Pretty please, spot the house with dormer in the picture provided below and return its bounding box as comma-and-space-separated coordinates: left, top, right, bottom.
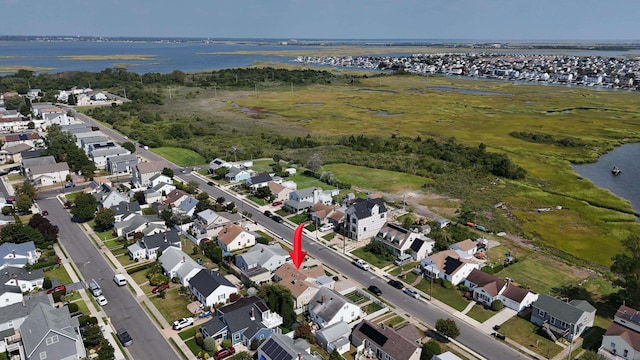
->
0, 242, 41, 269
217, 223, 256, 253
284, 187, 337, 214
375, 223, 434, 261
201, 296, 282, 347
273, 263, 334, 314
600, 304, 640, 359
133, 161, 166, 187
158, 247, 204, 286
345, 198, 388, 241
246, 172, 273, 191
351, 320, 421, 360
235, 243, 291, 284
464, 269, 538, 312
530, 294, 596, 341
1, 267, 45, 293
128, 230, 181, 260
188, 269, 236, 307
114, 213, 164, 239
309, 287, 361, 328
420, 249, 481, 286
0, 293, 53, 353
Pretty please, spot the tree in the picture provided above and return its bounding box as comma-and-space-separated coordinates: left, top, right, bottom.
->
420, 339, 442, 360
15, 194, 32, 213
214, 166, 229, 178
133, 191, 146, 205
27, 121, 35, 129
255, 186, 272, 200
82, 324, 103, 348
162, 167, 174, 178
18, 179, 37, 199
329, 349, 342, 360
71, 192, 98, 222
294, 322, 313, 342
94, 208, 115, 231
202, 241, 223, 264
491, 299, 504, 311
229, 351, 252, 360
257, 284, 296, 328
435, 318, 460, 339
0, 223, 44, 245
121, 141, 136, 153
305, 153, 323, 173
579, 351, 606, 360
28, 214, 59, 242
97, 339, 115, 360
185, 181, 199, 194
611, 234, 640, 308
202, 336, 217, 352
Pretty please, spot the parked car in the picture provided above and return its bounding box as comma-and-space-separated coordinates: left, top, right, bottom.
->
47, 285, 66, 294
272, 215, 284, 223
368, 285, 382, 296
404, 288, 420, 299
116, 328, 133, 347
388, 280, 404, 289
215, 347, 236, 360
319, 223, 334, 232
41, 210, 48, 216
207, 181, 215, 186
352, 259, 370, 270
64, 183, 75, 188
272, 201, 283, 206
152, 283, 170, 294
172, 317, 194, 330
6, 197, 15, 203
263, 210, 272, 217
96, 295, 108, 306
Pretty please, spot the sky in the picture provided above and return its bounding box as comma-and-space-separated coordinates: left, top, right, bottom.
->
2, 0, 639, 41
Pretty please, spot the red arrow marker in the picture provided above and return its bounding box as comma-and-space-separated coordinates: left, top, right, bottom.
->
289, 222, 308, 269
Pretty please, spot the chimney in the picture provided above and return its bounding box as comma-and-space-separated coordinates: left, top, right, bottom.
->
182, 256, 185, 263
250, 307, 255, 320
298, 354, 301, 360
164, 233, 168, 242
11, 250, 15, 258
321, 295, 324, 305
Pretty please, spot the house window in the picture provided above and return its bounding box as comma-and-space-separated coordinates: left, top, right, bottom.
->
380, 214, 384, 219
549, 317, 555, 325
538, 309, 545, 317
46, 335, 59, 345
624, 349, 628, 357
39, 352, 47, 360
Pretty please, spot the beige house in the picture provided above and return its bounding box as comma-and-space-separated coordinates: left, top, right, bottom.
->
273, 263, 326, 314
216, 223, 256, 253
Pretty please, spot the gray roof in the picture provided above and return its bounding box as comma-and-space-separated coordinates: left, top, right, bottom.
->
248, 172, 272, 185
114, 214, 148, 235
352, 320, 419, 360
21, 155, 56, 168
533, 294, 596, 324
349, 198, 387, 219
90, 146, 129, 158
159, 247, 203, 274
143, 230, 180, 252
189, 269, 234, 297
292, 187, 318, 199
30, 162, 69, 175
178, 197, 199, 213
258, 333, 315, 360
20, 302, 81, 358
1, 267, 44, 282
309, 288, 354, 324
237, 243, 289, 267
219, 296, 270, 339
316, 321, 351, 343
0, 293, 52, 325
200, 316, 227, 337
108, 153, 138, 164
0, 241, 37, 267
110, 201, 140, 217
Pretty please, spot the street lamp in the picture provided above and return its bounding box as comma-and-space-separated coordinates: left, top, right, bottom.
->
82, 261, 91, 286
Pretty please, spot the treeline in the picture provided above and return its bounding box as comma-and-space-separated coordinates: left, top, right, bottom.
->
509, 131, 587, 147
189, 67, 360, 88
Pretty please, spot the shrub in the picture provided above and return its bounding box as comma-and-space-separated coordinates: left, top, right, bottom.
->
420, 339, 442, 360
221, 339, 232, 349
203, 337, 217, 352
229, 293, 241, 302
67, 303, 79, 313
195, 332, 204, 346
441, 280, 453, 289
491, 300, 504, 311
43, 278, 52, 289
79, 315, 98, 327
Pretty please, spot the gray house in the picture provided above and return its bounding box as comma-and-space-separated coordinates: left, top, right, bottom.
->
257, 333, 315, 360
20, 302, 86, 360
530, 294, 596, 341
315, 321, 351, 354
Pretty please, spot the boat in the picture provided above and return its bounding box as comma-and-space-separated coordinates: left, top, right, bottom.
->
612, 166, 621, 176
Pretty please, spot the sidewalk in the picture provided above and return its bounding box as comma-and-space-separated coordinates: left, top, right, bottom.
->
53, 243, 127, 360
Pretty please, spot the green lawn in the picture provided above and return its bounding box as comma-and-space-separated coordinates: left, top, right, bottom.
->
248, 195, 266, 205
288, 172, 335, 190
148, 289, 193, 323
184, 338, 213, 358
415, 279, 470, 311
499, 314, 563, 358
178, 327, 198, 341
345, 291, 367, 304
466, 303, 496, 323
150, 147, 206, 167
351, 247, 394, 269
44, 265, 73, 286
324, 163, 429, 193
289, 213, 310, 225
384, 315, 408, 328
63, 191, 81, 202
363, 302, 383, 314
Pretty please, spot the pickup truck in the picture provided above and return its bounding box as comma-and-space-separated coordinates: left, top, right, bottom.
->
116, 328, 133, 347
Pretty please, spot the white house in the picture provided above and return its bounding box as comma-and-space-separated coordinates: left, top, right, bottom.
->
284, 187, 337, 213
0, 242, 41, 268
600, 304, 640, 359
420, 249, 481, 286
345, 198, 388, 241
351, 320, 421, 360
449, 239, 478, 256
149, 173, 172, 188
308, 287, 361, 328
0, 287, 23, 308
315, 321, 351, 355
28, 162, 70, 186
158, 247, 204, 286
127, 230, 181, 261
188, 269, 236, 307
89, 146, 130, 169
216, 223, 256, 253
375, 223, 434, 260
464, 269, 538, 312
246, 172, 273, 190
133, 161, 166, 187
1, 268, 44, 293
235, 243, 291, 272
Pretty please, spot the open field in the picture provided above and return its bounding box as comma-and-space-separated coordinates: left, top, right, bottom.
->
149, 147, 206, 167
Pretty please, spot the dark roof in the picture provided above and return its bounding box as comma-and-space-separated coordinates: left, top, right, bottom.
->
143, 230, 180, 251
604, 322, 640, 351
200, 316, 227, 337
110, 201, 140, 217
217, 296, 272, 339
533, 294, 595, 324
20, 149, 45, 159
352, 320, 419, 360
442, 256, 464, 276
502, 283, 531, 303
248, 172, 272, 185
617, 305, 640, 326
218, 296, 263, 314
410, 238, 424, 252
350, 198, 387, 219
189, 269, 234, 297
1, 267, 44, 283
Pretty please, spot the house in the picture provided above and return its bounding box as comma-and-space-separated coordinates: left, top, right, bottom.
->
80, 135, 111, 153
530, 294, 596, 341
345, 198, 388, 241
246, 172, 272, 190
1, 133, 42, 149
449, 239, 478, 256
174, 196, 199, 218
95, 186, 128, 209
128, 230, 181, 260
0, 242, 41, 268
308, 287, 361, 328
217, 223, 256, 253
225, 167, 252, 183
1, 267, 45, 293
315, 321, 351, 355
132, 161, 166, 187
432, 352, 463, 360
21, 156, 56, 176
351, 320, 421, 360
420, 249, 481, 286
193, 209, 231, 234
89, 146, 130, 169
27, 162, 70, 186
463, 269, 538, 312
436, 218, 451, 228
267, 181, 293, 202
273, 263, 327, 314
189, 269, 236, 307
600, 304, 640, 359
257, 333, 315, 360
158, 247, 204, 286
148, 173, 172, 187
0, 286, 24, 307
236, 244, 291, 272
201, 296, 282, 346
20, 302, 86, 360
40, 108, 71, 128
309, 202, 339, 226
163, 189, 189, 207
284, 187, 337, 213
375, 223, 434, 260
107, 154, 138, 175
115, 213, 164, 240
0, 143, 32, 164
0, 293, 53, 352
208, 158, 253, 173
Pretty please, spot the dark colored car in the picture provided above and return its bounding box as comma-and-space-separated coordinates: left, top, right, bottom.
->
207, 181, 215, 186
152, 283, 170, 294
272, 201, 283, 206
272, 215, 284, 223
215, 347, 236, 360
368, 285, 382, 296
116, 328, 133, 347
388, 280, 404, 289
41, 210, 48, 216
47, 285, 66, 294
263, 210, 272, 217
64, 183, 76, 188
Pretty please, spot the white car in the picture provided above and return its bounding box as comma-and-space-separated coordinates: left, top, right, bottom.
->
96, 295, 108, 306
172, 317, 194, 330
352, 259, 370, 270
319, 223, 334, 232
404, 288, 420, 299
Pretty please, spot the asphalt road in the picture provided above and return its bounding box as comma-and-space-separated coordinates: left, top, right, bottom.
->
37, 194, 177, 360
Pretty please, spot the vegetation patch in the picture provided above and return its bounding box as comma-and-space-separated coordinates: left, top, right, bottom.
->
499, 314, 563, 358
466, 304, 495, 323
150, 147, 205, 167
415, 279, 470, 311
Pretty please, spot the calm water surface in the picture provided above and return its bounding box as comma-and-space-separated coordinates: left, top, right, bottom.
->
572, 143, 640, 213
